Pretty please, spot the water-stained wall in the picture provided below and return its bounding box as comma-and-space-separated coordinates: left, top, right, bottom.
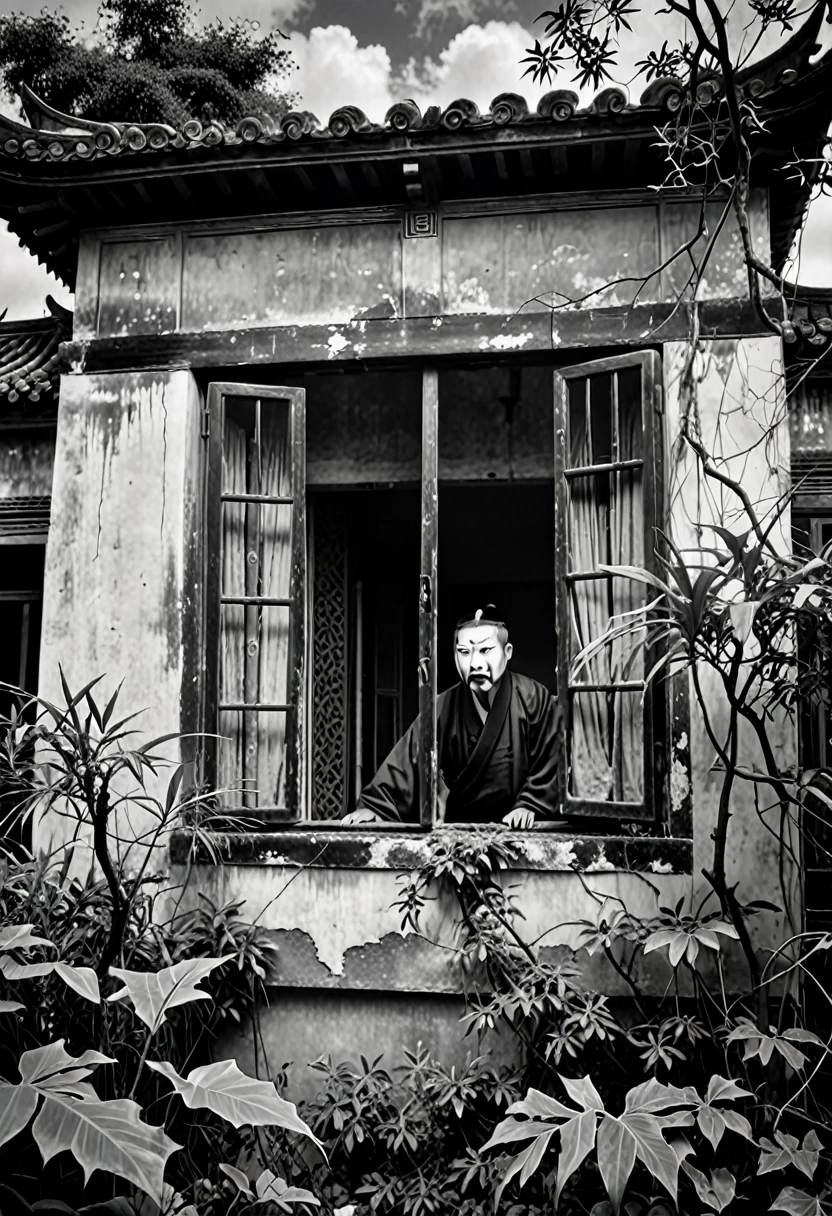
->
36, 369, 203, 866
74, 194, 770, 340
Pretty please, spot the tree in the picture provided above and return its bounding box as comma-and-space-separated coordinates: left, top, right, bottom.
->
0, 0, 297, 128
522, 0, 831, 334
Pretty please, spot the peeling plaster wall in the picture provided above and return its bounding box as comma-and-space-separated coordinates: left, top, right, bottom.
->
74, 193, 770, 341
35, 369, 203, 866
170, 335, 791, 1077
663, 335, 798, 936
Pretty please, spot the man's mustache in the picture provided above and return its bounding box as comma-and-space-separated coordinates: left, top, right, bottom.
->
468, 672, 490, 683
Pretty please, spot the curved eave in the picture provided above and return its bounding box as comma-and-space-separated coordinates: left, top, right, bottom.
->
0, 23, 829, 290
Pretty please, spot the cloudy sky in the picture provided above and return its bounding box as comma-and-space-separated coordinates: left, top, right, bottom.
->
1, 0, 830, 319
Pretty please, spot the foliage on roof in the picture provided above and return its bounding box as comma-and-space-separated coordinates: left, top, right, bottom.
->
0, 0, 296, 128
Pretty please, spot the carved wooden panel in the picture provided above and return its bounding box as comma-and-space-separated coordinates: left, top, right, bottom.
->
311, 500, 349, 820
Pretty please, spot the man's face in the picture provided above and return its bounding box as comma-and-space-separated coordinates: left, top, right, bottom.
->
454, 624, 513, 694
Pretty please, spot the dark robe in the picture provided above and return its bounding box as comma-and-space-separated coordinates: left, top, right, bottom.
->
356, 671, 562, 823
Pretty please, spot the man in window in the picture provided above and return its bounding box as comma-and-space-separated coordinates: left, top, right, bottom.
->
344, 606, 562, 826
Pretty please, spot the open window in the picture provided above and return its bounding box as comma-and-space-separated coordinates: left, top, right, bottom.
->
205, 352, 664, 827
204, 385, 306, 820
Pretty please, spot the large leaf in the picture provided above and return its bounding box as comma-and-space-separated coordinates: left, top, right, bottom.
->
0, 1040, 177, 1205
109, 956, 233, 1031
506, 1088, 576, 1120
252, 1171, 320, 1209
53, 964, 100, 1004
33, 1094, 179, 1205
146, 1060, 319, 1145
0, 926, 53, 953
494, 1130, 556, 1206
481, 1118, 563, 1150
0, 1000, 24, 1013
555, 1110, 598, 1206
770, 1188, 827, 1216
0, 1083, 39, 1146
560, 1075, 605, 1112
18, 1042, 114, 1086
596, 1116, 637, 1215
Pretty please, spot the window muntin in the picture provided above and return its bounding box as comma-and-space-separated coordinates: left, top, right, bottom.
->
206, 354, 662, 826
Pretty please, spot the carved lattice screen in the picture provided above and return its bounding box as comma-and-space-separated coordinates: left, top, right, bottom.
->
311, 500, 350, 819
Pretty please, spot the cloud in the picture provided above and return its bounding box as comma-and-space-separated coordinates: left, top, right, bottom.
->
288, 24, 394, 121
400, 20, 543, 111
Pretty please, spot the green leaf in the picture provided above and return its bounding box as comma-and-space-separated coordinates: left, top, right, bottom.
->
596, 1116, 637, 1215
769, 1187, 827, 1216
219, 1164, 253, 1198
0, 1000, 25, 1013
0, 957, 54, 979
705, 1075, 754, 1103
0, 926, 54, 953
18, 1042, 114, 1086
623, 1079, 695, 1115
555, 1110, 597, 1206
146, 1059, 320, 1146
506, 1088, 576, 1120
622, 1111, 685, 1203
32, 1093, 179, 1206
0, 1083, 40, 1147
54, 963, 101, 1004
252, 1171, 320, 1208
494, 1131, 555, 1207
481, 1118, 562, 1150
560, 1074, 605, 1112
108, 956, 234, 1031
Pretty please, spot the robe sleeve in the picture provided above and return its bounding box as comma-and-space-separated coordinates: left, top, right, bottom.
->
512, 686, 563, 820
354, 717, 420, 822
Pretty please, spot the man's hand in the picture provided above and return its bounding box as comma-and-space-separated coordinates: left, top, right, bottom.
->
341, 809, 381, 825
502, 808, 536, 830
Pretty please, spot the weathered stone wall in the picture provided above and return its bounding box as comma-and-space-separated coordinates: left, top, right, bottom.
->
74, 193, 770, 341
35, 368, 203, 868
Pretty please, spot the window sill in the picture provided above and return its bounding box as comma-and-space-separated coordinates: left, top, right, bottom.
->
170, 827, 691, 875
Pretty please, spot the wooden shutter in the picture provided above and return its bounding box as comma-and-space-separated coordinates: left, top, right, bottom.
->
418, 369, 439, 826
205, 384, 306, 821
553, 351, 663, 821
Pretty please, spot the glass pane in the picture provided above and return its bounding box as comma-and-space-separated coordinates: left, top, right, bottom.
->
569, 689, 644, 803
220, 605, 290, 705
217, 710, 288, 810
616, 367, 643, 462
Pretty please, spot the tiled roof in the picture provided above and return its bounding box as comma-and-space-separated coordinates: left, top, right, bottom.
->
2, 9, 826, 165
0, 11, 828, 289
785, 284, 832, 360
0, 305, 69, 404
0, 68, 806, 165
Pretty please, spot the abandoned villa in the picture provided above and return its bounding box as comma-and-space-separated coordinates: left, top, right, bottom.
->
0, 11, 831, 1077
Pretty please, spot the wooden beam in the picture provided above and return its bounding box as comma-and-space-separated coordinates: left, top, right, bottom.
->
132, 179, 154, 208
361, 161, 381, 190
458, 153, 475, 180
243, 167, 274, 200
549, 146, 569, 178
213, 171, 233, 198
293, 166, 315, 194
64, 300, 779, 375
519, 148, 534, 179
494, 151, 509, 182
330, 162, 355, 197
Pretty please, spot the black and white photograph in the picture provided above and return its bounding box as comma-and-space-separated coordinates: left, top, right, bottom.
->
0, 0, 831, 1211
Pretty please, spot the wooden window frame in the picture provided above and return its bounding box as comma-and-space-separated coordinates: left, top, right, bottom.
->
553, 351, 665, 822
204, 383, 307, 820
205, 355, 666, 828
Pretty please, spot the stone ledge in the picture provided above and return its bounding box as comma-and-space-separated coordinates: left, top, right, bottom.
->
169, 828, 692, 874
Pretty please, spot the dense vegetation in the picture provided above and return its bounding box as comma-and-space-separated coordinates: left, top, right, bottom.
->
0, 0, 296, 126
